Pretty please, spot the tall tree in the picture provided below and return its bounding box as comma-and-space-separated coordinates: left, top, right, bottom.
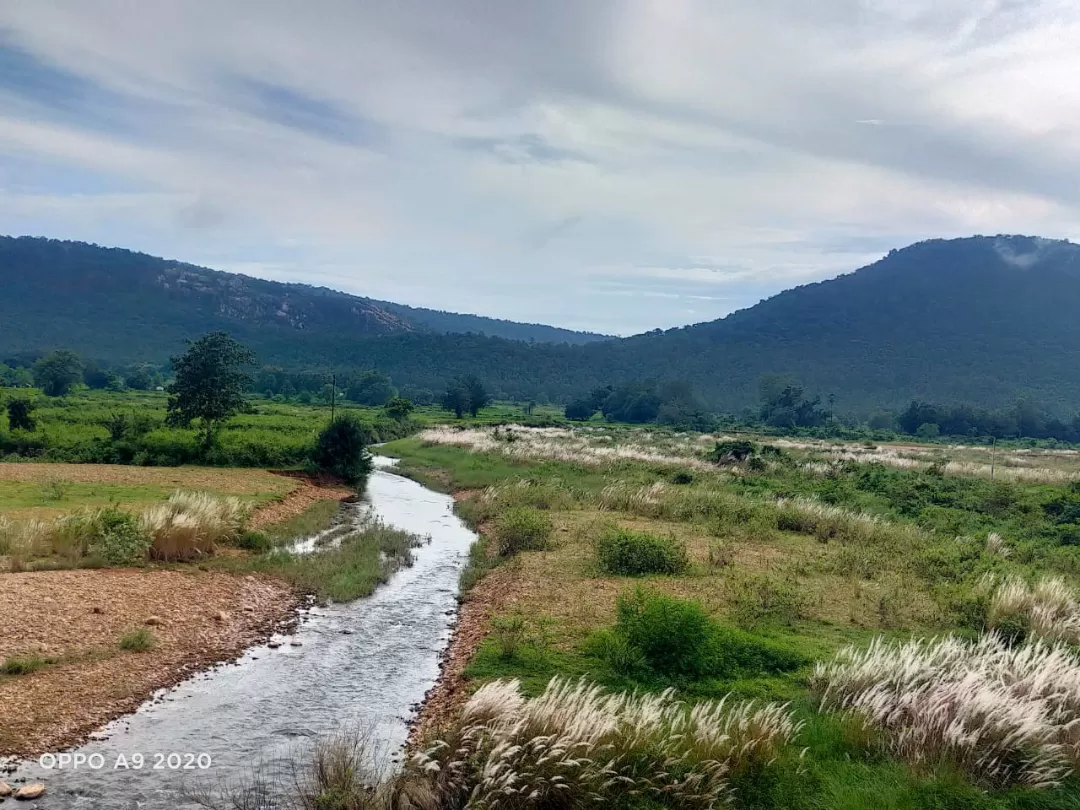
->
166, 332, 256, 446
441, 381, 470, 419
33, 350, 84, 397
462, 375, 492, 417
6, 398, 36, 431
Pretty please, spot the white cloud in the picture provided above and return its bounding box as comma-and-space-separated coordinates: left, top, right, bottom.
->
1, 0, 1080, 334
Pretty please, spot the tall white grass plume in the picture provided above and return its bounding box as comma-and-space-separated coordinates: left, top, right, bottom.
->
984, 532, 1011, 558
811, 633, 1080, 787
982, 574, 1080, 643
400, 677, 799, 809
140, 491, 250, 561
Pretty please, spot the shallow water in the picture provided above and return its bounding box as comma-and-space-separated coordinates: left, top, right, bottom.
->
6, 457, 474, 808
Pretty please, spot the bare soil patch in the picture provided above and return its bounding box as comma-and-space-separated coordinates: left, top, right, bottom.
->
0, 569, 297, 757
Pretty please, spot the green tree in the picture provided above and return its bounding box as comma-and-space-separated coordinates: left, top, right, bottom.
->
6, 398, 36, 431
384, 396, 415, 421
312, 415, 374, 485
166, 332, 256, 446
462, 375, 492, 417
34, 350, 84, 397
916, 422, 941, 439
441, 382, 470, 418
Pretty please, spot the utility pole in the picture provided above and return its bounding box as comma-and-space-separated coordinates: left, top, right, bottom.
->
330, 372, 337, 422
990, 435, 997, 481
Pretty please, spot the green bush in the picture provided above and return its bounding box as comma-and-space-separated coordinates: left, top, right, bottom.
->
118, 628, 157, 652
595, 589, 805, 682
613, 588, 714, 677
235, 529, 273, 552
595, 526, 689, 576
87, 507, 152, 566
493, 507, 553, 556
728, 573, 808, 628
312, 415, 374, 485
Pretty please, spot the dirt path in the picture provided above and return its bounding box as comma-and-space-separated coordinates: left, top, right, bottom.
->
0, 569, 298, 757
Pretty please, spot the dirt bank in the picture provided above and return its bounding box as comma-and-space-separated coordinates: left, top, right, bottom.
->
408, 493, 521, 745
0, 569, 298, 757
249, 474, 354, 529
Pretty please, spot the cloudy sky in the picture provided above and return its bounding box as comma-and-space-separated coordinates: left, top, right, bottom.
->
2, 1, 1079, 335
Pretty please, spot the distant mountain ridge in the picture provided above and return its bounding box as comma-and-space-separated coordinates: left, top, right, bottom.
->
2, 234, 1079, 414
0, 236, 608, 358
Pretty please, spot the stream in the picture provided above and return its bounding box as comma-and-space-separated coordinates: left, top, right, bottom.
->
5, 457, 475, 808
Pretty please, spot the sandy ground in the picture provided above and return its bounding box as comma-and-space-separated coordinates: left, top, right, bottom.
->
0, 569, 298, 757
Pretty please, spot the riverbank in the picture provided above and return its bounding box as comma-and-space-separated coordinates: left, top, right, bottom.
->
0, 569, 299, 758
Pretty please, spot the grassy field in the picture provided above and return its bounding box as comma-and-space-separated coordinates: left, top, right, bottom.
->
0, 462, 294, 521
380, 425, 1080, 809
0, 389, 449, 467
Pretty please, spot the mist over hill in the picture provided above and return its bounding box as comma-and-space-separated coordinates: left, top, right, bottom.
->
3, 235, 1080, 414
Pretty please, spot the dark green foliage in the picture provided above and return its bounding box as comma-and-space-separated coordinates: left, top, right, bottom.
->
564, 399, 596, 421
312, 415, 374, 485
899, 399, 1080, 442
345, 370, 395, 405
9, 236, 1080, 416
34, 349, 84, 396
383, 396, 414, 421
493, 507, 553, 556
612, 588, 714, 677
759, 375, 832, 428
712, 439, 758, 464
6, 397, 36, 431
166, 332, 256, 443
441, 375, 491, 418
235, 530, 273, 552
462, 375, 491, 417
80, 507, 151, 565
595, 526, 689, 576
598, 589, 804, 680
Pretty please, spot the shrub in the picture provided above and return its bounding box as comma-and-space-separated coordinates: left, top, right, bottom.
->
87, 507, 151, 565
312, 415, 374, 486
118, 628, 157, 652
6, 397, 36, 431
728, 573, 808, 629
402, 678, 799, 810
489, 612, 528, 660
235, 529, 273, 552
614, 588, 714, 677
595, 526, 689, 576
492, 507, 553, 557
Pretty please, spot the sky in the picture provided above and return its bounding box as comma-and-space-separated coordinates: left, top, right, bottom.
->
2, 1, 1080, 336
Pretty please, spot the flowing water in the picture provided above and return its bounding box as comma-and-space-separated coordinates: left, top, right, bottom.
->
5, 457, 475, 808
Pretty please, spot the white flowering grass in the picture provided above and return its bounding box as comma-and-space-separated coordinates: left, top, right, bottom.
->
811, 634, 1080, 788
141, 491, 250, 560
419, 425, 715, 470
403, 677, 799, 809
981, 575, 1080, 644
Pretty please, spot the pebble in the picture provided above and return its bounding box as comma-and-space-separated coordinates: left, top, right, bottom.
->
0, 782, 12, 797
289, 640, 303, 647
267, 641, 282, 649
14, 784, 46, 800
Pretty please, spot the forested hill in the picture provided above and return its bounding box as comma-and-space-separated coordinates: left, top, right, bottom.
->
4, 234, 1080, 413
234, 235, 1080, 414
0, 236, 608, 353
